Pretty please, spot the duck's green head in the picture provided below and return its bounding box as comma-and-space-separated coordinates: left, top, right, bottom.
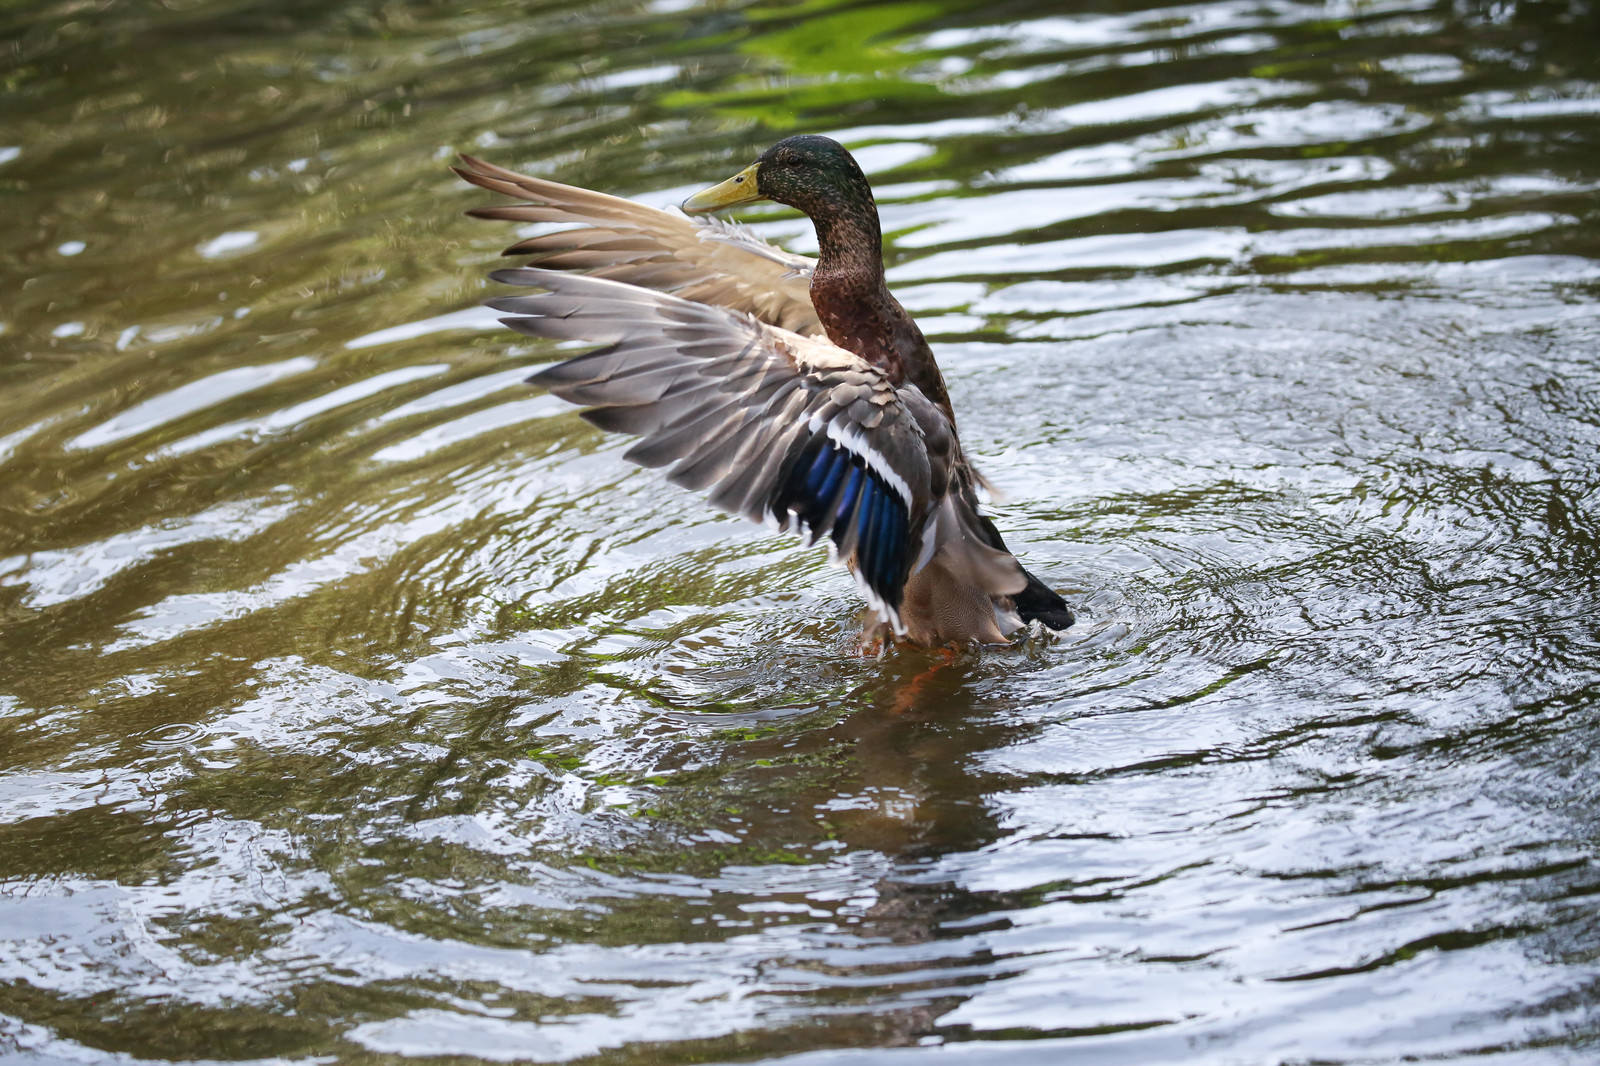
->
682, 135, 873, 221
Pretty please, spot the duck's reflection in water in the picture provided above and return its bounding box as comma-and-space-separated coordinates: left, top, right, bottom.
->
649, 649, 1046, 1045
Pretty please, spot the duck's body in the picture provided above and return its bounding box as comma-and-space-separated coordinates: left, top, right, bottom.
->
456, 135, 1071, 646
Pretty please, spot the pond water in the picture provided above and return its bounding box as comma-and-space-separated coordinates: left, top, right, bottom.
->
3, 0, 1599, 1061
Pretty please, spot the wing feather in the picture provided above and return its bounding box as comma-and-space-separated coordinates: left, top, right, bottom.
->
457, 155, 822, 337
479, 266, 1030, 637
488, 269, 956, 625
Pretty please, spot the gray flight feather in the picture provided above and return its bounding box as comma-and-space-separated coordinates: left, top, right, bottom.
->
456, 155, 821, 337
479, 267, 1029, 635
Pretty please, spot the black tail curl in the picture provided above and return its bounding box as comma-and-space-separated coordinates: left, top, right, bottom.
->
1015, 568, 1074, 630
971, 512, 1074, 630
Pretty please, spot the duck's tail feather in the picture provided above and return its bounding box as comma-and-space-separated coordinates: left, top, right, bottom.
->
1015, 567, 1074, 630
967, 512, 1074, 631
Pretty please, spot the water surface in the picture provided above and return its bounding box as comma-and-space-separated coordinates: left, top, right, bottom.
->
2, 0, 1599, 1061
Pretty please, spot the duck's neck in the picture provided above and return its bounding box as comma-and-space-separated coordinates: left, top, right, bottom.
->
808, 206, 954, 418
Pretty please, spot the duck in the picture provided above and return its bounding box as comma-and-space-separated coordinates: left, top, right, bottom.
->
455, 135, 1072, 646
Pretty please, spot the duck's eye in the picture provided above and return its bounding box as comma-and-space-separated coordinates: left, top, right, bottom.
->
735, 175, 744, 184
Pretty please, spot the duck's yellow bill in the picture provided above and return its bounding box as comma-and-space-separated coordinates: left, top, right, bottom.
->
681, 163, 762, 214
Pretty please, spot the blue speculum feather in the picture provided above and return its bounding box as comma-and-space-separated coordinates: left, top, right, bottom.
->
797, 447, 848, 536
856, 480, 877, 548
834, 467, 863, 522
776, 435, 910, 609
813, 450, 848, 502
874, 502, 900, 592
882, 503, 904, 596
869, 493, 889, 589
804, 446, 837, 494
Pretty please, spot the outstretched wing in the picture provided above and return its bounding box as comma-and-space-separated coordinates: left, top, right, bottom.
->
456, 155, 822, 338
488, 267, 974, 628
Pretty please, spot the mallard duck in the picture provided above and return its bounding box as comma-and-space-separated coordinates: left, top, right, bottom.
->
455, 135, 1072, 646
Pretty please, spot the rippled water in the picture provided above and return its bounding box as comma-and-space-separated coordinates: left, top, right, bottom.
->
3, 0, 1599, 1061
